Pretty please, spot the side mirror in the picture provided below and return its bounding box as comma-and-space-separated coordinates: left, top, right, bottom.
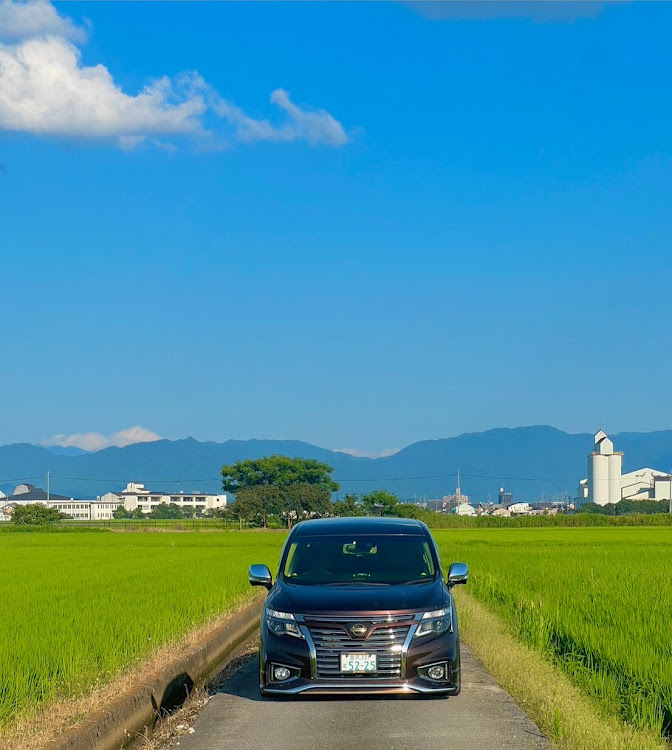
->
447, 562, 468, 587
249, 564, 273, 590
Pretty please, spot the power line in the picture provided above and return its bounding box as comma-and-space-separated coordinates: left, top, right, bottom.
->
460, 472, 577, 482
2, 470, 579, 486
0, 475, 46, 484
49, 475, 221, 484
337, 473, 458, 483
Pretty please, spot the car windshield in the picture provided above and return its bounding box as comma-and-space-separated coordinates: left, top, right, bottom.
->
281, 534, 437, 585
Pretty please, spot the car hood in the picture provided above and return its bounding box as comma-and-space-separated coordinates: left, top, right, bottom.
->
268, 578, 446, 615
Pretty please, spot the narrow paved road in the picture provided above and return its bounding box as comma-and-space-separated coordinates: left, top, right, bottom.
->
178, 645, 550, 750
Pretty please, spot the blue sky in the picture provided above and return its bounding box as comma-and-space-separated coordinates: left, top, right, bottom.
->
1, 1, 672, 455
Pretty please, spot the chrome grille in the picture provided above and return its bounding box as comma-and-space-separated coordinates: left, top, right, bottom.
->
305, 618, 412, 678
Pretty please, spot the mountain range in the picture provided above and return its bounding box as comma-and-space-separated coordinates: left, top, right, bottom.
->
2, 426, 672, 503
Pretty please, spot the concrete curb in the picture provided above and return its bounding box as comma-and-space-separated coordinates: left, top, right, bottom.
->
43, 596, 264, 750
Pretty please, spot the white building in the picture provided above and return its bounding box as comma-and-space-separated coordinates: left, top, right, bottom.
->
508, 502, 532, 515
454, 502, 476, 516
578, 431, 670, 506
46, 500, 123, 520
0, 484, 123, 521
102, 482, 227, 515
653, 475, 672, 503
492, 507, 511, 517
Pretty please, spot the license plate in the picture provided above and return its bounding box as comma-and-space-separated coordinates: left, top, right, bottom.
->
340, 653, 377, 673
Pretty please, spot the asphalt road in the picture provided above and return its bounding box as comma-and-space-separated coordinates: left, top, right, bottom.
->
177, 645, 550, 750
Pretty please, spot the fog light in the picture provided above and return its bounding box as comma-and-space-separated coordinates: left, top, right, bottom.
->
427, 664, 445, 680
273, 666, 291, 681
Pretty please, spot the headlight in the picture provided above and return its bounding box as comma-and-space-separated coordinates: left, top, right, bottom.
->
414, 606, 452, 638
265, 608, 304, 639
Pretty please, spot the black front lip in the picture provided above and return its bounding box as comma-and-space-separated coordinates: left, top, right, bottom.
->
260, 675, 460, 695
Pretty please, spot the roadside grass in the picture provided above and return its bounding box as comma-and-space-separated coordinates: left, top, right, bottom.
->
436, 527, 672, 746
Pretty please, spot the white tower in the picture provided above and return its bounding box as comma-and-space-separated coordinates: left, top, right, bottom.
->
587, 430, 623, 505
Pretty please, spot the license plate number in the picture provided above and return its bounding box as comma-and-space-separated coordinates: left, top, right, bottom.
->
340, 653, 377, 673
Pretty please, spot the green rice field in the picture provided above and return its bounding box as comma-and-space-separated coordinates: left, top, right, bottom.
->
1, 526, 671, 744
0, 530, 284, 729
434, 527, 672, 740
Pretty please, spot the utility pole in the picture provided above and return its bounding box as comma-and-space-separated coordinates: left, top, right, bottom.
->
47, 470, 50, 507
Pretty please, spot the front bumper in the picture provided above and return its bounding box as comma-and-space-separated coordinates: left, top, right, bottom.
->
260, 612, 461, 696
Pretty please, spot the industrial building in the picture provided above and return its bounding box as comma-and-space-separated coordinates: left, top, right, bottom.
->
577, 431, 671, 506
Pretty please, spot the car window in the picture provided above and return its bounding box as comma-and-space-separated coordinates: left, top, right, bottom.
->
282, 535, 436, 584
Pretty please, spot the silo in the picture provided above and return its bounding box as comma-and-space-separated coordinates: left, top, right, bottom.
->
590, 453, 610, 505
608, 452, 623, 504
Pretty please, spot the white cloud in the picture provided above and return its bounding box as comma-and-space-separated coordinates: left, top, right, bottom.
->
0, 38, 208, 139
0, 2, 350, 149
42, 426, 163, 452
335, 448, 400, 459
0, 0, 86, 42
210, 88, 349, 147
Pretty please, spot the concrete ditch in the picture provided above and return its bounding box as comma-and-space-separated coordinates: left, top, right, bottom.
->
42, 596, 264, 750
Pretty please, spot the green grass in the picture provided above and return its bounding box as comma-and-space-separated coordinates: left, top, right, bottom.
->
0, 530, 284, 729
2, 526, 672, 746
434, 527, 672, 741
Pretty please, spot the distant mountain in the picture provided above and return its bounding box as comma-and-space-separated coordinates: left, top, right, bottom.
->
45, 446, 90, 457
2, 427, 672, 502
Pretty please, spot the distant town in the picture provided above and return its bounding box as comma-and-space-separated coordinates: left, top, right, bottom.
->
1, 430, 671, 522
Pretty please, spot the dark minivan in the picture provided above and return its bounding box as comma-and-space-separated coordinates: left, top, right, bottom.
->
248, 516, 468, 696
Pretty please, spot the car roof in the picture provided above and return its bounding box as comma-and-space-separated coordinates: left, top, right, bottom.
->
290, 516, 428, 537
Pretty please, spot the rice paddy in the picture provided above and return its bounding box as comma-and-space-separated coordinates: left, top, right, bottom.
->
434, 527, 672, 740
2, 526, 671, 746
0, 530, 284, 730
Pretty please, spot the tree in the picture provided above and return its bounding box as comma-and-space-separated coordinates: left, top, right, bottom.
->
232, 485, 283, 528
331, 493, 363, 517
361, 490, 400, 516
181, 505, 195, 518
221, 455, 339, 494
11, 504, 67, 525
113, 506, 132, 519
150, 503, 183, 519
221, 455, 339, 526
578, 502, 608, 515
283, 483, 332, 528
391, 502, 424, 519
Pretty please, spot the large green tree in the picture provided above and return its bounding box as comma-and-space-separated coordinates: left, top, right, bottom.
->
221, 455, 339, 493
221, 455, 339, 527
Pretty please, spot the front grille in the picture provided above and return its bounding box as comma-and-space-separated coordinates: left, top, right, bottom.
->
305, 617, 412, 678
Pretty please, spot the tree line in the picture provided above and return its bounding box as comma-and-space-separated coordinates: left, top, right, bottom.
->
113, 504, 208, 520
578, 499, 672, 516
219, 455, 420, 528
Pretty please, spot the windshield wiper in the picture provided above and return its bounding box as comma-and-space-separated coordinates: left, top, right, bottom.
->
321, 580, 391, 586
400, 578, 433, 585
